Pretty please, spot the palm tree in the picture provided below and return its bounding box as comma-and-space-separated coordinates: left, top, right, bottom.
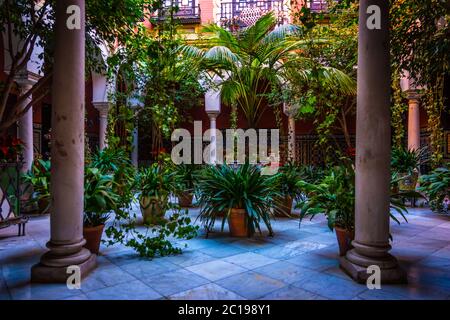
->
181, 12, 355, 128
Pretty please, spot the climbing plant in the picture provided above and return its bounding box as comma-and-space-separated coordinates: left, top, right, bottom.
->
391, 0, 450, 167
391, 70, 407, 149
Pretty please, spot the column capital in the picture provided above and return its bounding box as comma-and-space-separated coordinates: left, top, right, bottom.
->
15, 72, 38, 91
405, 90, 421, 102
207, 111, 220, 120
92, 101, 110, 118
283, 103, 299, 117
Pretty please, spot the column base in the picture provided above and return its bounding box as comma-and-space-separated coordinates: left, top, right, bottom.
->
31, 253, 96, 283
340, 253, 407, 284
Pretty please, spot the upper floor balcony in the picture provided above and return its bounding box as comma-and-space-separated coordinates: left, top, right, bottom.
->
218, 0, 289, 30
156, 0, 201, 24
306, 0, 330, 13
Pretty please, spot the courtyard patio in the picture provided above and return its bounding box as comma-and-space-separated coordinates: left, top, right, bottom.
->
2, 207, 450, 300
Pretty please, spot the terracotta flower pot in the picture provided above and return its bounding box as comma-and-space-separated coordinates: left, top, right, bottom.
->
178, 192, 194, 208
228, 208, 249, 237
140, 196, 167, 225
335, 226, 355, 256
83, 224, 105, 255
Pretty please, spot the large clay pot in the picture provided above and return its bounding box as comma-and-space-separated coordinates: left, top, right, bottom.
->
228, 208, 249, 237
398, 171, 419, 191
83, 224, 105, 255
140, 196, 167, 225
335, 226, 355, 256
178, 192, 194, 208
275, 196, 293, 217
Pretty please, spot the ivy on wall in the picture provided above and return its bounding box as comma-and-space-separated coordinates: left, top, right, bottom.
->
391, 71, 407, 149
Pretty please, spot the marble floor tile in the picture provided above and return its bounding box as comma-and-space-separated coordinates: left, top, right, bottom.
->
142, 269, 209, 296
168, 283, 245, 300
186, 260, 246, 281
216, 271, 286, 299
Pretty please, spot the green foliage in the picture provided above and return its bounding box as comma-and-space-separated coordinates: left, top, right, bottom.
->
172, 164, 201, 193
278, 162, 303, 198
391, 147, 426, 175
137, 164, 176, 200
107, 6, 204, 154
88, 147, 136, 212
105, 208, 199, 258
22, 159, 51, 213
83, 167, 120, 227
284, 3, 358, 155
196, 163, 282, 236
297, 162, 411, 232
391, 0, 449, 167
298, 165, 325, 184
0, 0, 152, 132
419, 167, 450, 212
297, 163, 355, 231
183, 12, 354, 128
391, 73, 407, 149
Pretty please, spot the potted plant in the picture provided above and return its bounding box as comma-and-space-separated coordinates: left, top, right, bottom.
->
173, 164, 200, 207
298, 161, 411, 256
22, 159, 51, 214
83, 167, 119, 254
391, 147, 425, 191
418, 166, 450, 213
276, 162, 305, 216
137, 164, 174, 225
196, 163, 281, 237
297, 164, 356, 256
89, 147, 136, 211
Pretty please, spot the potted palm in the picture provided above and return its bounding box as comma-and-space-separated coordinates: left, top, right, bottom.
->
196, 163, 281, 237
391, 147, 425, 192
275, 162, 302, 216
83, 167, 119, 254
137, 164, 174, 225
173, 164, 200, 207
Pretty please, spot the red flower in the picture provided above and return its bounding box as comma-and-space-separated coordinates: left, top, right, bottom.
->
346, 147, 356, 157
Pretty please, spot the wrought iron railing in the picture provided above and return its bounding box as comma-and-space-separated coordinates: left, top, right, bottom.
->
218, 0, 288, 29
0, 162, 21, 218
306, 0, 329, 12
157, 1, 201, 23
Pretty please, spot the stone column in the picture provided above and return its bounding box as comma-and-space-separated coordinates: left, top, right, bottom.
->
32, 0, 96, 283
407, 92, 421, 151
287, 115, 296, 162
207, 113, 218, 164
93, 102, 109, 151
16, 81, 34, 172
340, 0, 406, 284
131, 126, 138, 167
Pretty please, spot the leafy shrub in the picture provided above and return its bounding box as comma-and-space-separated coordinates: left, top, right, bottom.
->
419, 167, 450, 212
196, 163, 281, 236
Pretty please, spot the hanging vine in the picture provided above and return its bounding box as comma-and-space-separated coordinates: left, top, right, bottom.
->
423, 77, 445, 166
391, 71, 407, 149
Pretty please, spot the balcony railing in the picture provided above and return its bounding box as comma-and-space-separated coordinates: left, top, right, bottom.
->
218, 0, 288, 30
157, 1, 201, 24
307, 0, 330, 13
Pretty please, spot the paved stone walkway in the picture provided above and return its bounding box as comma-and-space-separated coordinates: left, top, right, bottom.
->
1, 207, 450, 300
